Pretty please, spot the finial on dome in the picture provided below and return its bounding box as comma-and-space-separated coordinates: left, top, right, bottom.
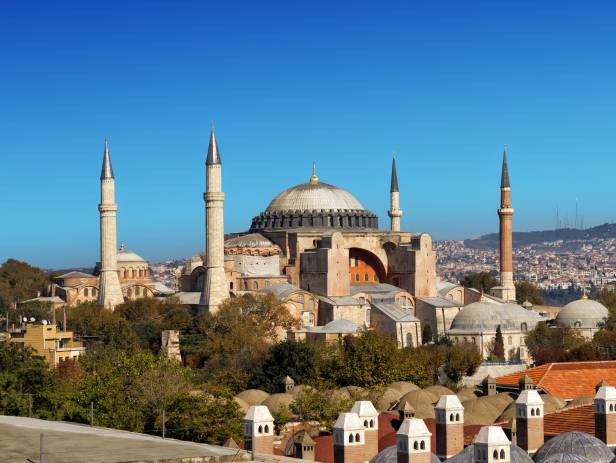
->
581, 288, 588, 300
119, 241, 125, 252
480, 291, 489, 302
310, 161, 319, 185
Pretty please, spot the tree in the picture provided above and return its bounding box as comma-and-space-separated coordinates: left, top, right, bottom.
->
422, 324, 433, 344
525, 321, 588, 365
490, 325, 505, 361
598, 288, 616, 330
196, 293, 299, 377
290, 385, 352, 430
460, 272, 498, 293
249, 341, 316, 393
515, 282, 544, 305
0, 259, 49, 309
442, 344, 482, 384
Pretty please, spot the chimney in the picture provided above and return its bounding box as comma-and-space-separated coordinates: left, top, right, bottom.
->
483, 375, 497, 396
518, 375, 534, 392
351, 401, 379, 461
396, 418, 432, 463
333, 412, 365, 463
398, 400, 415, 421
435, 395, 464, 459
515, 389, 544, 454
293, 431, 315, 461
596, 380, 611, 393
473, 426, 511, 463
284, 375, 295, 393
595, 385, 616, 446
243, 405, 274, 455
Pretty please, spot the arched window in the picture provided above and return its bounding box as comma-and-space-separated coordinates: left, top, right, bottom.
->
355, 274, 360, 282
420, 441, 425, 450
413, 441, 418, 450
521, 322, 528, 332
455, 413, 460, 421
135, 287, 140, 296
127, 288, 132, 297
611, 404, 614, 412
355, 433, 360, 442
574, 321, 581, 328
364, 273, 369, 282
264, 425, 269, 433
450, 413, 454, 422
364, 420, 368, 427
531, 408, 535, 416
536, 407, 541, 416
258, 425, 263, 433
84, 288, 89, 297
500, 449, 505, 459
349, 434, 354, 443
493, 450, 499, 459
253, 281, 258, 290
230, 282, 234, 290
369, 419, 374, 428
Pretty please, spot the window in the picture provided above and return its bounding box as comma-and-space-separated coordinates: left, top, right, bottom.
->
230, 282, 234, 290
253, 281, 258, 290
500, 449, 505, 459
84, 288, 89, 297
264, 425, 269, 433
297, 295, 304, 303
349, 434, 354, 443
364, 420, 368, 427
450, 413, 454, 422
574, 321, 581, 328
364, 273, 369, 282
413, 441, 418, 450
258, 425, 263, 433
355, 433, 360, 443
420, 441, 425, 450
531, 408, 535, 416
456, 413, 460, 421
127, 288, 132, 297
521, 322, 528, 332
369, 419, 374, 428
355, 274, 360, 282
493, 450, 499, 459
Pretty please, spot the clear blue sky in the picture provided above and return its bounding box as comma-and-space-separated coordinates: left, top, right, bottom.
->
2, 1, 616, 268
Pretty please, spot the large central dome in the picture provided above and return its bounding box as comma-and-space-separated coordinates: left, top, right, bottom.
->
266, 181, 365, 212
250, 166, 378, 232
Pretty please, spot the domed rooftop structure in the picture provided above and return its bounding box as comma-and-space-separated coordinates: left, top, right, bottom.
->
450, 301, 543, 332
555, 296, 609, 330
423, 385, 454, 402
397, 390, 437, 419
369, 445, 440, 463
533, 431, 614, 463
388, 381, 419, 395
235, 389, 269, 406
462, 395, 513, 425
444, 443, 533, 463
117, 243, 147, 263
261, 393, 294, 413
376, 387, 402, 412
250, 166, 378, 232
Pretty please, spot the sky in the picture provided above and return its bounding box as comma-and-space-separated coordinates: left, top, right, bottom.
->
1, 1, 616, 268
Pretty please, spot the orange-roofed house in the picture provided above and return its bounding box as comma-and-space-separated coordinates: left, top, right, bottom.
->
496, 361, 616, 400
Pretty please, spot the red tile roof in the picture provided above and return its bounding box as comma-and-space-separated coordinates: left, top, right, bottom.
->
543, 404, 595, 436
496, 361, 616, 400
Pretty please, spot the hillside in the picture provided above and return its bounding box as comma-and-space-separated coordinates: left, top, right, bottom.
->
464, 223, 616, 249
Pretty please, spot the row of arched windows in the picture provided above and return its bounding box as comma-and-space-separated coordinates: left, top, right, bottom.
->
449, 412, 461, 422
475, 447, 506, 461
122, 268, 148, 279
518, 406, 541, 417
126, 287, 148, 298
257, 424, 270, 434
348, 433, 361, 443
362, 419, 375, 428
82, 287, 98, 298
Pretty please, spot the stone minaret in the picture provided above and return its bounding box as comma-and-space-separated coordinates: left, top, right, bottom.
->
388, 156, 402, 232
515, 389, 544, 454
198, 127, 229, 313
351, 401, 379, 460
435, 395, 464, 459
97, 140, 124, 310
595, 384, 616, 446
396, 417, 432, 463
490, 145, 516, 303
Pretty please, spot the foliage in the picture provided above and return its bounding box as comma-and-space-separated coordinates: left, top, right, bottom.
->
422, 324, 433, 344
525, 321, 588, 365
9, 300, 52, 327
271, 406, 292, 434
249, 340, 316, 393
598, 288, 616, 331
515, 282, 544, 305
460, 272, 498, 293
195, 293, 298, 376
442, 344, 482, 384
0, 259, 50, 309
290, 385, 352, 430
491, 325, 505, 361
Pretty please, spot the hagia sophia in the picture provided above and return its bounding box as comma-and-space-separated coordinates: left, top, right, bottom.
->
39, 129, 609, 361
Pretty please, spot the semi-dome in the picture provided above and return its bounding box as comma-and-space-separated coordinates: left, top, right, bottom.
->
449, 301, 542, 332
555, 297, 609, 330
533, 431, 614, 463
250, 168, 378, 232
370, 444, 441, 463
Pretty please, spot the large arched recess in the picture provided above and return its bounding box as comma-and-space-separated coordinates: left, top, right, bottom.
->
349, 248, 386, 284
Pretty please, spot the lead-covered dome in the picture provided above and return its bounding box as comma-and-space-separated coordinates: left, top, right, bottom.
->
370, 445, 440, 463
250, 170, 378, 232
555, 297, 608, 330
449, 301, 543, 332
533, 431, 614, 463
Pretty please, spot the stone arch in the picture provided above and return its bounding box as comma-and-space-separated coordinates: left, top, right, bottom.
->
348, 247, 386, 284
190, 266, 206, 292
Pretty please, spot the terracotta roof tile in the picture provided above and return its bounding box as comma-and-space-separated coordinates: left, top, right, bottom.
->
496, 361, 616, 400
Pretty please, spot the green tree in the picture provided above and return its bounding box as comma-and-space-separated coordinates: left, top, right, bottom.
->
460, 272, 498, 293
490, 325, 505, 361
442, 344, 482, 384
525, 321, 588, 365
290, 385, 352, 430
249, 340, 316, 393
0, 259, 49, 309
515, 282, 544, 305
422, 324, 433, 344
598, 288, 616, 330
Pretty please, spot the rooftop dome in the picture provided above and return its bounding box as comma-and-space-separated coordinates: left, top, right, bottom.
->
388, 381, 420, 395
370, 445, 441, 463
449, 301, 542, 332
250, 167, 378, 232
235, 389, 269, 406
261, 393, 294, 413
444, 443, 533, 463
117, 245, 146, 263
533, 431, 614, 463
555, 297, 609, 330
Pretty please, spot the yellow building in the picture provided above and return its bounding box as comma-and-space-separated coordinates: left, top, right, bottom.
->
11, 323, 85, 367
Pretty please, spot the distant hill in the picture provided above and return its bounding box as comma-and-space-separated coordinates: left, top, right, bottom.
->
464, 223, 616, 249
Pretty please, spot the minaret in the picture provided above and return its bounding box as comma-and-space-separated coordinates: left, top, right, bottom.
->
490, 145, 516, 303
388, 155, 402, 232
198, 126, 229, 313
97, 140, 124, 309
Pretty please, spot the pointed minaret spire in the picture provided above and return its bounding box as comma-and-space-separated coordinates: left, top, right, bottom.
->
100, 138, 114, 179
390, 154, 399, 193
206, 124, 222, 165
501, 144, 510, 189
388, 152, 402, 232
310, 161, 319, 185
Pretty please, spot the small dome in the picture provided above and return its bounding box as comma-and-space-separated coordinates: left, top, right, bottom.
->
423, 385, 454, 402
288, 384, 315, 398
541, 455, 594, 463
388, 381, 420, 395
376, 388, 403, 412
397, 390, 437, 419
555, 298, 609, 330
444, 444, 533, 463
117, 248, 147, 263
450, 301, 542, 332
236, 389, 270, 406
261, 393, 294, 413
456, 386, 481, 402
462, 395, 513, 425
234, 396, 249, 413
266, 181, 365, 212
224, 233, 278, 248
533, 431, 614, 463
370, 445, 440, 463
